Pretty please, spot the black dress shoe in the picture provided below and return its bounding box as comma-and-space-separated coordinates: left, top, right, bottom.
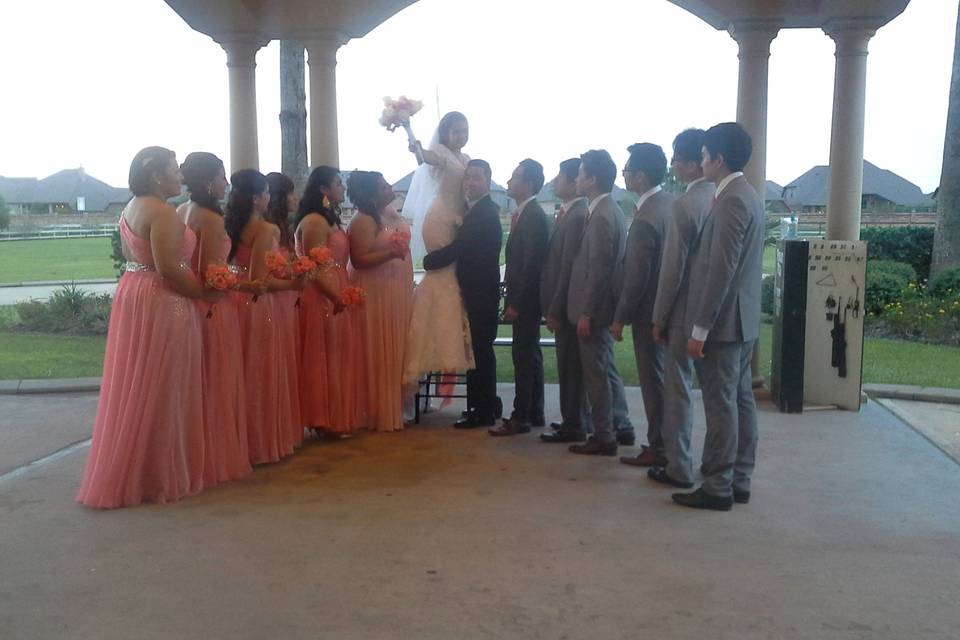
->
454, 415, 494, 429
550, 421, 563, 430
671, 487, 733, 511
647, 466, 694, 489
540, 430, 587, 443
488, 418, 531, 436
569, 437, 617, 456
734, 489, 750, 504
615, 430, 635, 446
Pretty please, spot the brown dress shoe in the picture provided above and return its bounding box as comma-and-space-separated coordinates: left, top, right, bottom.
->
568, 437, 617, 456
619, 445, 667, 467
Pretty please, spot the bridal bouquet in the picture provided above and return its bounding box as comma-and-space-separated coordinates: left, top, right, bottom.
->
379, 95, 423, 162
264, 251, 290, 279
307, 246, 335, 273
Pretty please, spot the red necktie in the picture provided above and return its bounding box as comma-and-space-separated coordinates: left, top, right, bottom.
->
511, 209, 520, 231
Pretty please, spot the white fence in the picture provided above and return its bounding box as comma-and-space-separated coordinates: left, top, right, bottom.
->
0, 225, 117, 241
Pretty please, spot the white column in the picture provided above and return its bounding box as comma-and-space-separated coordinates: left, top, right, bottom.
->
218, 35, 267, 173
730, 20, 779, 386
729, 20, 780, 197
303, 34, 346, 168
824, 19, 880, 241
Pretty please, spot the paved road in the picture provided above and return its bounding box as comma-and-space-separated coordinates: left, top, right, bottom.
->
0, 281, 118, 305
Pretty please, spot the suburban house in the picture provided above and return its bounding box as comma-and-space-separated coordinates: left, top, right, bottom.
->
781, 160, 935, 213
391, 170, 511, 215
0, 168, 131, 215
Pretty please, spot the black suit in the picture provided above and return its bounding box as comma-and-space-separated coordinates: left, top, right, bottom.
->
503, 199, 549, 423
423, 194, 503, 419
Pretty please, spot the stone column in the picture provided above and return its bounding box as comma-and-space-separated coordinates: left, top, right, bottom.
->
730, 20, 779, 386
729, 20, 780, 196
218, 35, 267, 173
824, 19, 880, 240
303, 34, 346, 168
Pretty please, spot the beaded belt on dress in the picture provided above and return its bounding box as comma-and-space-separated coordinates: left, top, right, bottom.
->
124, 261, 189, 272
228, 264, 248, 275
123, 261, 154, 272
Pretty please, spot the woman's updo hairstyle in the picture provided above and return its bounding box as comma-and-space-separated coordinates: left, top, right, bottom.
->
436, 111, 467, 149
128, 146, 176, 197
180, 152, 225, 215
346, 170, 385, 227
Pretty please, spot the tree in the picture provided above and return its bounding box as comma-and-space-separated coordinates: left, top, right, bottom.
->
279, 40, 309, 191
0, 193, 10, 231
932, 3, 960, 277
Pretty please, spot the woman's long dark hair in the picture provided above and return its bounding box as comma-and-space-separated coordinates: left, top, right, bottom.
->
224, 169, 267, 261
180, 152, 224, 215
265, 172, 295, 250
346, 170, 385, 228
296, 165, 342, 230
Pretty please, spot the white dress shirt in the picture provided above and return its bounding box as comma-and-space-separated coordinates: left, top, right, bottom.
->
634, 185, 662, 212
587, 192, 611, 219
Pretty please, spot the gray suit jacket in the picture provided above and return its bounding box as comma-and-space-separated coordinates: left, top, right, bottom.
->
566, 194, 627, 328
613, 189, 674, 326
652, 179, 714, 329
540, 198, 588, 320
685, 176, 765, 343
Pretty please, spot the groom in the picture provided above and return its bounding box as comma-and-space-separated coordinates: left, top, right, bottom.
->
423, 159, 503, 428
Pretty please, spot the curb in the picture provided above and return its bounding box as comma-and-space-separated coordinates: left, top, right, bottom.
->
0, 378, 102, 395
0, 279, 117, 289
862, 383, 960, 405
875, 398, 960, 466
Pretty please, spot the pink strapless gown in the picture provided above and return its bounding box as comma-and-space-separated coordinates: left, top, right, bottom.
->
274, 247, 303, 448
77, 217, 205, 508
299, 228, 365, 433
349, 218, 413, 431
191, 232, 252, 485
232, 242, 299, 464
295, 237, 330, 430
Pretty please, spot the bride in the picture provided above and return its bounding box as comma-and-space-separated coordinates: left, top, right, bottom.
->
401, 111, 475, 388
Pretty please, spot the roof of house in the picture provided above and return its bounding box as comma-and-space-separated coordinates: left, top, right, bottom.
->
766, 180, 783, 201
0, 169, 130, 211
391, 170, 507, 194
782, 161, 933, 208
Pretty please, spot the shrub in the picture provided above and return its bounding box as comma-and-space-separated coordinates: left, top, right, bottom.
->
868, 260, 917, 284
928, 267, 960, 300
761, 274, 775, 315
860, 226, 934, 282
14, 284, 112, 335
866, 271, 908, 315
869, 295, 960, 345
111, 226, 126, 278
0, 194, 10, 231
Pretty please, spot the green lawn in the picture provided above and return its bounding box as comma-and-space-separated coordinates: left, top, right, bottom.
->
763, 244, 776, 275
2, 322, 958, 389
0, 332, 107, 379
0, 237, 116, 283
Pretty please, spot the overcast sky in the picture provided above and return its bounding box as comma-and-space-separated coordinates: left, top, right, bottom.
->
0, 0, 955, 193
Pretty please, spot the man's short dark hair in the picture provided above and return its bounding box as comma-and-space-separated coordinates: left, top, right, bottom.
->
672, 128, 705, 164
558, 158, 580, 184
466, 159, 492, 183
579, 149, 616, 193
625, 143, 667, 186
703, 122, 752, 172
518, 158, 545, 194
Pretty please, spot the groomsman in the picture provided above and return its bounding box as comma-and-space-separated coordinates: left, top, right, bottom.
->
490, 159, 549, 436
613, 143, 674, 467
567, 150, 628, 456
647, 128, 713, 489
423, 160, 504, 428
539, 158, 590, 442
673, 122, 764, 511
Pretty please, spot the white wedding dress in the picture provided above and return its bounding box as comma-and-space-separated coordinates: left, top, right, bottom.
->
402, 143, 475, 385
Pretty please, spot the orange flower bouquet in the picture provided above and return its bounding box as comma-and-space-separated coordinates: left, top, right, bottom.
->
264, 250, 290, 279
204, 264, 238, 318
308, 246, 335, 274
339, 285, 366, 308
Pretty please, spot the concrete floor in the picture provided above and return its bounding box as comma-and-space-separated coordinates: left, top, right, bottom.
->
1, 386, 958, 640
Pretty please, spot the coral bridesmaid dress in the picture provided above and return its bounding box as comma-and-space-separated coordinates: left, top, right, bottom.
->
349, 217, 413, 431
232, 242, 299, 464
192, 232, 252, 486
77, 217, 205, 508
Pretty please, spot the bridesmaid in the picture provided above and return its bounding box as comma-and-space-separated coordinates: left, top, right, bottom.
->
347, 171, 412, 431
77, 146, 221, 508
294, 166, 364, 437
177, 152, 254, 487
225, 170, 303, 465
265, 172, 304, 450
